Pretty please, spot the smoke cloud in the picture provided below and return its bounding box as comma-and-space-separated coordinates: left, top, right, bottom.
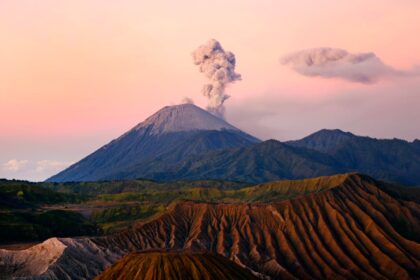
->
181, 97, 194, 104
281, 48, 408, 84
192, 39, 241, 118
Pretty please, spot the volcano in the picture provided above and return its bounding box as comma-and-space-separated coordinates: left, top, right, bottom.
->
47, 104, 260, 182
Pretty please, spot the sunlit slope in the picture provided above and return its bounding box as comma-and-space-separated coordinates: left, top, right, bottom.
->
97, 173, 420, 279
95, 251, 258, 280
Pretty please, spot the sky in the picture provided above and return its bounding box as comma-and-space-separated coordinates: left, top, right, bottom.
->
1, 0, 419, 181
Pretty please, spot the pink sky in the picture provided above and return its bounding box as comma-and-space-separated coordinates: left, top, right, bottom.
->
1, 0, 420, 180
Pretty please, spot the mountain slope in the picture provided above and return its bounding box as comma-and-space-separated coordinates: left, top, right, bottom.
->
47, 104, 259, 182
287, 129, 420, 185
95, 251, 258, 280
3, 174, 419, 279
127, 139, 343, 182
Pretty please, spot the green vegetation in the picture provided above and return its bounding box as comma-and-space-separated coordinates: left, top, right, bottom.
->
0, 210, 100, 243
0, 174, 352, 243
0, 180, 94, 244
95, 174, 348, 203
0, 179, 84, 210
42, 179, 246, 196
91, 204, 165, 233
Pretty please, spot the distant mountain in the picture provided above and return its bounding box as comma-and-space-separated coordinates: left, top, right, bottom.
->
412, 139, 420, 153
118, 130, 420, 185
48, 105, 420, 185
47, 104, 259, 182
96, 251, 258, 280
286, 129, 356, 152
287, 129, 420, 185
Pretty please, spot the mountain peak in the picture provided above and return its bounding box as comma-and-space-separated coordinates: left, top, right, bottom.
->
286, 128, 356, 153
47, 103, 259, 182
313, 128, 355, 137
132, 104, 239, 135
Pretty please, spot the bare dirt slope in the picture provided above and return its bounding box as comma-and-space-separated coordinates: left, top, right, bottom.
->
95, 251, 258, 280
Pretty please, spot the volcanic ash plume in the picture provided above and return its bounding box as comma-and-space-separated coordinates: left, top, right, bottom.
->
192, 39, 241, 118
181, 97, 194, 104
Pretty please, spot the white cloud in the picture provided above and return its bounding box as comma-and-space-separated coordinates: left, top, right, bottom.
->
36, 160, 74, 173
2, 159, 29, 172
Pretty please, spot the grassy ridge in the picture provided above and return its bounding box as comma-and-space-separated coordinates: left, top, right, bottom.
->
95, 174, 349, 203
91, 204, 165, 233
86, 174, 351, 233
43, 179, 246, 196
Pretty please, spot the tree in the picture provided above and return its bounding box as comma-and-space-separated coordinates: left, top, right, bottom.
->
17, 190, 24, 199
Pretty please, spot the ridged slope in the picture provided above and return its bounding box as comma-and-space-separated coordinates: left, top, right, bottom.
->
96, 174, 420, 279
2, 174, 419, 279
140, 139, 342, 182
95, 251, 258, 280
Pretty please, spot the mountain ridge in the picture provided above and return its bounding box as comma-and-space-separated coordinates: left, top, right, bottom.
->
47, 104, 420, 185
287, 129, 420, 185
124, 130, 419, 185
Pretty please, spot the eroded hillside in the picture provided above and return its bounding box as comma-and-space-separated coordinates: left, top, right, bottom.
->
95, 251, 258, 280
1, 174, 419, 279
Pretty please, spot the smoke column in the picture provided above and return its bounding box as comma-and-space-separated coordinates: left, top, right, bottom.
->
192, 39, 241, 118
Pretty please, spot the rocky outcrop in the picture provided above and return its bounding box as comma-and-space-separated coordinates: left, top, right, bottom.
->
0, 238, 65, 277
0, 238, 122, 280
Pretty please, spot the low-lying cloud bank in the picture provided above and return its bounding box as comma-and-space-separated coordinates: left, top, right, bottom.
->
1, 159, 74, 181
281, 47, 417, 83
2, 159, 29, 172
